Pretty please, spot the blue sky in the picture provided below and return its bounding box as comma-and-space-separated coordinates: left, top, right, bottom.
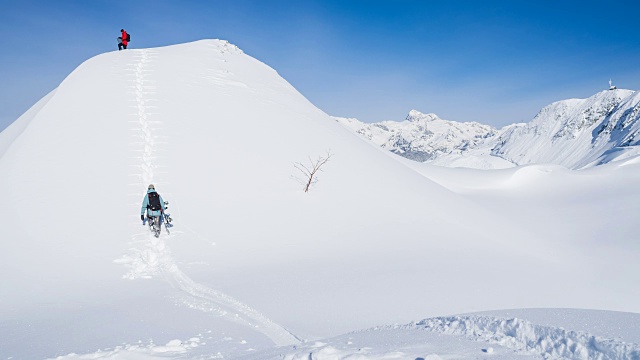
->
1, 0, 639, 131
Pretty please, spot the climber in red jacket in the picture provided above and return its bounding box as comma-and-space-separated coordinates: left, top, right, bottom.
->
118, 29, 129, 51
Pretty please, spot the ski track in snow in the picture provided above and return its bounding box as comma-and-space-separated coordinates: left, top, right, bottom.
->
116, 49, 300, 347
412, 315, 640, 360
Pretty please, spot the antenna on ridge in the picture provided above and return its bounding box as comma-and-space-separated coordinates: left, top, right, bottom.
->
609, 79, 617, 90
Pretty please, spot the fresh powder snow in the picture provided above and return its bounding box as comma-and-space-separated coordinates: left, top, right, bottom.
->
1, 39, 638, 360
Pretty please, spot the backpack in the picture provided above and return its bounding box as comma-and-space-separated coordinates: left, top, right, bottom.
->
126, 33, 131, 42
147, 192, 162, 211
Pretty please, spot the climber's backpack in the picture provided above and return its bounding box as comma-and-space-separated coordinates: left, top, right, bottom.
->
147, 192, 162, 211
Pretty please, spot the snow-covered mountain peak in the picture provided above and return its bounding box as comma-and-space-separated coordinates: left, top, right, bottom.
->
491, 88, 639, 168
406, 109, 440, 122
335, 110, 498, 162
529, 89, 633, 128
337, 87, 640, 169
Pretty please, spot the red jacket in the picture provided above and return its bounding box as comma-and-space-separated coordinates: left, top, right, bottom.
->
122, 30, 128, 45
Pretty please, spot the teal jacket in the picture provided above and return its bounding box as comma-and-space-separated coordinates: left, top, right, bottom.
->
141, 189, 166, 217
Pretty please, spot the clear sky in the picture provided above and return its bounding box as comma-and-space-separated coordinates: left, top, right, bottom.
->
1, 0, 639, 131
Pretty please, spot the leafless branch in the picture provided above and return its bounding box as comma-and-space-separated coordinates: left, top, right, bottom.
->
293, 150, 333, 192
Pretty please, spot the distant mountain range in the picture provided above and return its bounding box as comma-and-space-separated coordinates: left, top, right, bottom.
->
335, 89, 640, 169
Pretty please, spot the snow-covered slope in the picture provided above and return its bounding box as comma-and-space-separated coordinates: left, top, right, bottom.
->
337, 89, 640, 169
43, 309, 640, 360
0, 89, 56, 158
1, 40, 639, 360
246, 310, 640, 360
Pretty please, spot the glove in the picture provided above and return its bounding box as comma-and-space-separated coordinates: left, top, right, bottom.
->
141, 215, 144, 221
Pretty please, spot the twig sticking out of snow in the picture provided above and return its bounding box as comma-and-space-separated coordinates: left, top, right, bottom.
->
293, 151, 333, 193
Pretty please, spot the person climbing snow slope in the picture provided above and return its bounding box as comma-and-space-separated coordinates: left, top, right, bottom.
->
140, 184, 167, 235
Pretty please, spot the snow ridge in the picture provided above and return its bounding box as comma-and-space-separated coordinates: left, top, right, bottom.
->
416, 316, 640, 360
490, 89, 637, 169
334, 111, 499, 162
336, 89, 640, 169
116, 49, 300, 347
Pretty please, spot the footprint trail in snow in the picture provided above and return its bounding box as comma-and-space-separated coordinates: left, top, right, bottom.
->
116, 49, 300, 347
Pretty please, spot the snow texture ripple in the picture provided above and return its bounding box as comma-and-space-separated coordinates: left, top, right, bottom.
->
416, 315, 640, 360
116, 49, 300, 347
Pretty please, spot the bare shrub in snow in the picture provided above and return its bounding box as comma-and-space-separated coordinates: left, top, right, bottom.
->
293, 151, 333, 193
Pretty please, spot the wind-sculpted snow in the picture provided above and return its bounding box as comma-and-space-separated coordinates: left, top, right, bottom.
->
416, 316, 640, 360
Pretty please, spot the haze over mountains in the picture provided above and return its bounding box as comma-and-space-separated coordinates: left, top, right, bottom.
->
1, 40, 639, 360
337, 88, 640, 170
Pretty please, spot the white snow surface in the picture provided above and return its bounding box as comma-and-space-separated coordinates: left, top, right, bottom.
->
247, 311, 640, 360
1, 40, 639, 359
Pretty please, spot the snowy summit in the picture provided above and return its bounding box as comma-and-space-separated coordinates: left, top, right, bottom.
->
1, 40, 639, 360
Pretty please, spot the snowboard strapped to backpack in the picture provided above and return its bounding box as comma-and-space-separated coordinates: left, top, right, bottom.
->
147, 192, 162, 211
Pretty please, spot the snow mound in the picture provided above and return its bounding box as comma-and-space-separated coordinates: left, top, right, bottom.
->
504, 163, 569, 187
281, 345, 408, 360
48, 338, 202, 360
416, 315, 640, 360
